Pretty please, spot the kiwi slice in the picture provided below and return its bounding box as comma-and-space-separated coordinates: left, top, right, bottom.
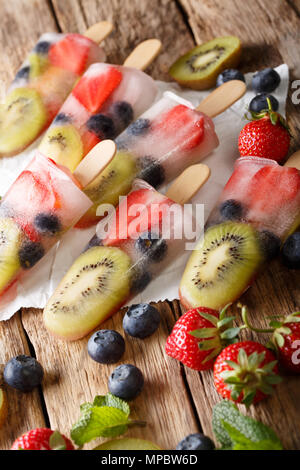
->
180, 222, 263, 310
0, 88, 47, 156
0, 218, 21, 294
28, 53, 49, 79
94, 438, 161, 450
39, 124, 83, 172
78, 150, 138, 227
169, 36, 241, 90
44, 246, 131, 340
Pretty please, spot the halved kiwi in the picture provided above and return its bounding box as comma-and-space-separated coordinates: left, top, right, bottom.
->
0, 218, 22, 295
180, 222, 263, 310
39, 124, 83, 172
94, 438, 161, 450
77, 150, 138, 228
44, 246, 131, 340
169, 36, 242, 90
0, 88, 47, 156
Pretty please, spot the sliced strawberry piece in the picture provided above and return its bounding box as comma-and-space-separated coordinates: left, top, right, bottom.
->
81, 130, 101, 155
49, 33, 95, 75
153, 104, 204, 151
72, 66, 123, 113
249, 165, 300, 214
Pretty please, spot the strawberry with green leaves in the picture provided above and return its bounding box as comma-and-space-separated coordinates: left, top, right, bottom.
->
11, 428, 74, 450
165, 305, 240, 371
214, 340, 281, 406
238, 98, 290, 163
241, 305, 300, 374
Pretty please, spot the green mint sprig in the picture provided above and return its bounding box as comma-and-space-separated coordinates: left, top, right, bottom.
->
212, 400, 283, 450
71, 393, 146, 446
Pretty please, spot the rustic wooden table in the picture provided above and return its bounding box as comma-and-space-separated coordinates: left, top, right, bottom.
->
1, 0, 300, 451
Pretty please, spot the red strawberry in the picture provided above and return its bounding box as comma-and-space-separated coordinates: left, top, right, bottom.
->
81, 130, 101, 155
49, 33, 95, 75
165, 305, 240, 371
214, 340, 281, 406
238, 100, 290, 163
153, 104, 204, 151
11, 428, 74, 450
241, 305, 300, 374
72, 66, 122, 113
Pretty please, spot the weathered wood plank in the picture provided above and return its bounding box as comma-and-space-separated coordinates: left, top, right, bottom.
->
178, 0, 300, 449
51, 0, 195, 80
0, 313, 46, 450
22, 303, 200, 450
0, 0, 59, 450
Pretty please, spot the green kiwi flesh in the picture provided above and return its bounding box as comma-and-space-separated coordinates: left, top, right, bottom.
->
0, 88, 47, 156
180, 222, 263, 310
169, 36, 242, 90
0, 218, 21, 294
43, 246, 131, 340
39, 124, 83, 172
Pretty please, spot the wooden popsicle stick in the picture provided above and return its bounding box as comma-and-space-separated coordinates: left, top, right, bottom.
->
73, 140, 116, 188
123, 39, 162, 71
284, 150, 300, 170
166, 164, 211, 204
196, 80, 247, 118
84, 21, 113, 44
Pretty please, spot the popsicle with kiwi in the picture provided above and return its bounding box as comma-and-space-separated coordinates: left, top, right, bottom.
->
0, 23, 112, 157
169, 36, 242, 90
179, 155, 300, 310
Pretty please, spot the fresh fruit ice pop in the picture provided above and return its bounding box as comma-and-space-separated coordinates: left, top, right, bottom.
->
38, 62, 158, 172
0, 152, 92, 297
180, 156, 300, 310
78, 91, 219, 227
0, 33, 105, 157
44, 179, 197, 340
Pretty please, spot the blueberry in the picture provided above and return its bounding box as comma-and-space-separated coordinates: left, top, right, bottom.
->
249, 93, 279, 113
126, 118, 151, 136
176, 433, 215, 450
112, 101, 134, 128
54, 112, 70, 124
108, 364, 144, 400
123, 303, 160, 339
15, 66, 30, 80
220, 199, 244, 221
252, 68, 281, 93
4, 355, 44, 392
34, 41, 51, 55
138, 156, 165, 187
87, 114, 116, 140
282, 232, 300, 269
34, 213, 61, 235
130, 268, 152, 294
259, 230, 281, 261
216, 69, 245, 87
88, 330, 125, 364
135, 232, 168, 262
18, 242, 45, 269
84, 234, 102, 252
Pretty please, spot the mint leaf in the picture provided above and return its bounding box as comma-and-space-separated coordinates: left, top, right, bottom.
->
212, 400, 283, 450
71, 405, 129, 446
93, 393, 130, 415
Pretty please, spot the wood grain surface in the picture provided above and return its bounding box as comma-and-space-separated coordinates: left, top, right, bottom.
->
0, 0, 300, 450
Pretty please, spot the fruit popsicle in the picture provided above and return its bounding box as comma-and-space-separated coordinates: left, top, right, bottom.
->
180, 156, 300, 311
38, 61, 158, 172
0, 152, 92, 298
78, 91, 219, 227
0, 32, 105, 157
44, 178, 199, 340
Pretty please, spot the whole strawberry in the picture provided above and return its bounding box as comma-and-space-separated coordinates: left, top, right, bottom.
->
165, 305, 240, 371
241, 305, 300, 374
11, 428, 74, 450
238, 98, 290, 162
214, 340, 281, 406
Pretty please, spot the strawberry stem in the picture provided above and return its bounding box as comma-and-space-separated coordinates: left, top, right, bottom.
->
239, 305, 274, 334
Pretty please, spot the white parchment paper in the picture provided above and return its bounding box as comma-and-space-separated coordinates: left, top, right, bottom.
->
0, 64, 289, 320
